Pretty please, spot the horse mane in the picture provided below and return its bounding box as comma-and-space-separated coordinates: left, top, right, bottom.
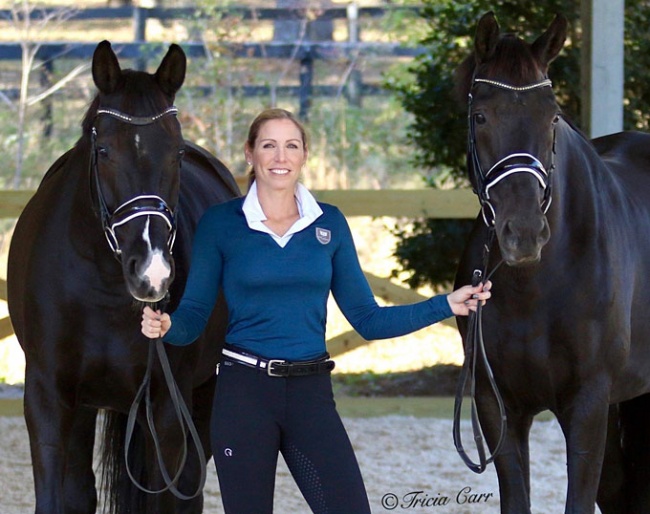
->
81, 69, 178, 135
454, 33, 548, 106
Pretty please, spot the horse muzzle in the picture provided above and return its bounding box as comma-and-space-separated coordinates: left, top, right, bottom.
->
497, 215, 551, 266
125, 251, 175, 302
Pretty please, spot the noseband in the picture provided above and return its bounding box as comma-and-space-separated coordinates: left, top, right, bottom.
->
90, 106, 179, 259
467, 78, 555, 226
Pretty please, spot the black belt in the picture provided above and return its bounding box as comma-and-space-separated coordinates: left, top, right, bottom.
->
222, 345, 335, 377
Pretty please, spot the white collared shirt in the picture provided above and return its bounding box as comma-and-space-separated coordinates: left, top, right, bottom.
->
242, 181, 323, 248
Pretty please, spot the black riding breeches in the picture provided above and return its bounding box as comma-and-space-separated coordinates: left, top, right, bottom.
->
211, 360, 371, 514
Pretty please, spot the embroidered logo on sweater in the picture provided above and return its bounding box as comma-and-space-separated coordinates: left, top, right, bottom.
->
315, 227, 331, 244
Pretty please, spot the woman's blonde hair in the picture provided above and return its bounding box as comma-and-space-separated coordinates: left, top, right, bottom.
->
245, 108, 308, 189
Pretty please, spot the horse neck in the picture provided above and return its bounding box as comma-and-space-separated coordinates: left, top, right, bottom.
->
546, 122, 612, 239
66, 137, 112, 252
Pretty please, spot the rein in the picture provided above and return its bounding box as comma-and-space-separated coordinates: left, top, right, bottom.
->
90, 106, 179, 259
92, 106, 207, 498
452, 229, 506, 473
125, 300, 207, 499
453, 76, 554, 473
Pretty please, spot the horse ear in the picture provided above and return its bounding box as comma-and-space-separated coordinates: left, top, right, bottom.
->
531, 14, 568, 70
474, 11, 500, 64
155, 44, 186, 97
92, 40, 122, 94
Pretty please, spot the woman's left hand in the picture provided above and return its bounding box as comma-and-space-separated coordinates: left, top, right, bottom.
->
447, 280, 492, 316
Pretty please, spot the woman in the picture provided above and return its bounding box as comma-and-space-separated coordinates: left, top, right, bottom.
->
141, 108, 491, 513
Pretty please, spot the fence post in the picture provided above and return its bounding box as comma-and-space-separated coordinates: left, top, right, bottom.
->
346, 2, 361, 107
40, 60, 53, 137
299, 49, 313, 121
133, 6, 148, 70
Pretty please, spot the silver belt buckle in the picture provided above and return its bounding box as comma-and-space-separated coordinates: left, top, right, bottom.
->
267, 359, 286, 377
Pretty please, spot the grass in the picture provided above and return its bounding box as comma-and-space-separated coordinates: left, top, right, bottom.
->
336, 396, 458, 418
0, 398, 22, 417
0, 396, 555, 421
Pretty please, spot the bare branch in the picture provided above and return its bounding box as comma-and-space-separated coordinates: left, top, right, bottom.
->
27, 62, 90, 106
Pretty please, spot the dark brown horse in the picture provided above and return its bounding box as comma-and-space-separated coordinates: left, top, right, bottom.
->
454, 12, 650, 514
7, 41, 239, 513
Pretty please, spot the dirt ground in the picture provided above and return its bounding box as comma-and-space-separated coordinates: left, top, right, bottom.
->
0, 410, 604, 514
0, 215, 602, 513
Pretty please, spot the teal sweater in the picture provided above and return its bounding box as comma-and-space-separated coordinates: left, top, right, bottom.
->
164, 198, 453, 361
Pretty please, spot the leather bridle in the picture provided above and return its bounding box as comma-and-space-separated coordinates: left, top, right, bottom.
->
467, 78, 555, 227
90, 105, 207, 498
453, 76, 556, 474
90, 106, 179, 259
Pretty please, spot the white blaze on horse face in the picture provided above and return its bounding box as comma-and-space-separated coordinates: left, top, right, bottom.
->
141, 217, 171, 292
134, 133, 141, 155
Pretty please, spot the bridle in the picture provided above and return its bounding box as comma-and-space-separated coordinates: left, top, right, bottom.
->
90, 106, 179, 259
91, 105, 207, 499
467, 77, 555, 227
453, 76, 556, 474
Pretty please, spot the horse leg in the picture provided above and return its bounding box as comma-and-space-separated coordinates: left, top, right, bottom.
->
174, 375, 216, 514
63, 406, 99, 513
23, 369, 75, 514
556, 387, 610, 514
492, 412, 535, 514
596, 404, 626, 514
476, 390, 535, 513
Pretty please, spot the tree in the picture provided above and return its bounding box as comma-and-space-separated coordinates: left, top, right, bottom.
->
6, 1, 88, 188
384, 1, 614, 288
386, 0, 581, 182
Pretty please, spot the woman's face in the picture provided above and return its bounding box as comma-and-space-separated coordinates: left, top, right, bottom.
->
245, 118, 307, 192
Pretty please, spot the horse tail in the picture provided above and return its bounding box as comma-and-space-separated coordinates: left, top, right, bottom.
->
619, 394, 650, 510
100, 410, 148, 514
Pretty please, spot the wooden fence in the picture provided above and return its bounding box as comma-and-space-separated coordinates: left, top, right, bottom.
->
0, 5, 425, 119
0, 187, 479, 355
0, 5, 476, 355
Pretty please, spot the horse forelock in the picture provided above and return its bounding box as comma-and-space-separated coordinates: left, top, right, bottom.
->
81, 70, 179, 136
455, 34, 547, 104
482, 35, 546, 84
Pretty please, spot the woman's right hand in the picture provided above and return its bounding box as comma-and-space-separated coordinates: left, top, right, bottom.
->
141, 306, 171, 339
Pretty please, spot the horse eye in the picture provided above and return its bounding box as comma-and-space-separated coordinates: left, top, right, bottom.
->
474, 113, 487, 125
552, 114, 561, 125
97, 147, 108, 157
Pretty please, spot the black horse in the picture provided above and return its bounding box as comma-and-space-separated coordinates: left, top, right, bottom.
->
454, 12, 650, 514
7, 41, 239, 513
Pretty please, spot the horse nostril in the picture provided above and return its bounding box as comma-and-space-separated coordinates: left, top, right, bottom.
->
503, 220, 519, 240
538, 218, 551, 245
127, 257, 139, 277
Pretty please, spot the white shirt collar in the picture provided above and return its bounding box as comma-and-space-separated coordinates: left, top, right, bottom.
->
242, 181, 323, 247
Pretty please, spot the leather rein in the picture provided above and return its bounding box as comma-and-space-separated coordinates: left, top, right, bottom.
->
452, 76, 555, 473
92, 106, 207, 498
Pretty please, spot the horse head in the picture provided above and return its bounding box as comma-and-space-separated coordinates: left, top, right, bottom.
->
456, 12, 567, 266
84, 41, 187, 301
